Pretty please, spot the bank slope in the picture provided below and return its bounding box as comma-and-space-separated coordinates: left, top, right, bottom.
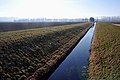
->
88, 23, 120, 80
0, 23, 92, 80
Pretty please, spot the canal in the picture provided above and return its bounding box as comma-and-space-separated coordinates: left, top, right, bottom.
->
48, 23, 96, 80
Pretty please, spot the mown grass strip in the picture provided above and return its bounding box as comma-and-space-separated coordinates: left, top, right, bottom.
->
0, 23, 88, 45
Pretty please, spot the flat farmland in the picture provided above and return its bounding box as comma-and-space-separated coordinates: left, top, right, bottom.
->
0, 23, 92, 80
88, 23, 120, 79
0, 22, 80, 32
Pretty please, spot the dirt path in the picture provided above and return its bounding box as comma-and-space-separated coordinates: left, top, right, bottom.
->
112, 24, 120, 26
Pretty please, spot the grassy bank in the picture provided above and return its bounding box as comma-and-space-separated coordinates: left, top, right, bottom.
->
88, 23, 120, 79
0, 23, 92, 80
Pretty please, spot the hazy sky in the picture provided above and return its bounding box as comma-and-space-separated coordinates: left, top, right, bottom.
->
0, 0, 120, 18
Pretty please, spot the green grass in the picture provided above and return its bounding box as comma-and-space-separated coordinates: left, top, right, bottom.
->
88, 22, 120, 80
0, 23, 91, 80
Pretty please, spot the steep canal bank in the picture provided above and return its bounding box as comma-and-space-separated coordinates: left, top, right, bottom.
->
48, 23, 96, 80
26, 23, 93, 80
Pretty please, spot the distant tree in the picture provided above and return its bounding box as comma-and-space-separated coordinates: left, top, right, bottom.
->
90, 17, 95, 22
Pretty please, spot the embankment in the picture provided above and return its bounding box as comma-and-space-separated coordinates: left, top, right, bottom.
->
27, 23, 93, 80
87, 23, 120, 80
0, 23, 92, 80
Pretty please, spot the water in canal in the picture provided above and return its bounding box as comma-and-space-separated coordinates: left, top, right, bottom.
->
48, 23, 96, 80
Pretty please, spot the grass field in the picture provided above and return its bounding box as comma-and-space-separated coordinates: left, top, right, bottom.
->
0, 22, 80, 32
0, 23, 92, 80
87, 23, 120, 79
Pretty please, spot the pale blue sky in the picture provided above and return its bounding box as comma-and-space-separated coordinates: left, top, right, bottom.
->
0, 0, 120, 18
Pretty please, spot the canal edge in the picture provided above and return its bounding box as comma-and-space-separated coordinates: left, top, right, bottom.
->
27, 23, 94, 80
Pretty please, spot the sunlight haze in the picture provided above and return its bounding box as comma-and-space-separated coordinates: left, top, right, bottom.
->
0, 0, 120, 18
